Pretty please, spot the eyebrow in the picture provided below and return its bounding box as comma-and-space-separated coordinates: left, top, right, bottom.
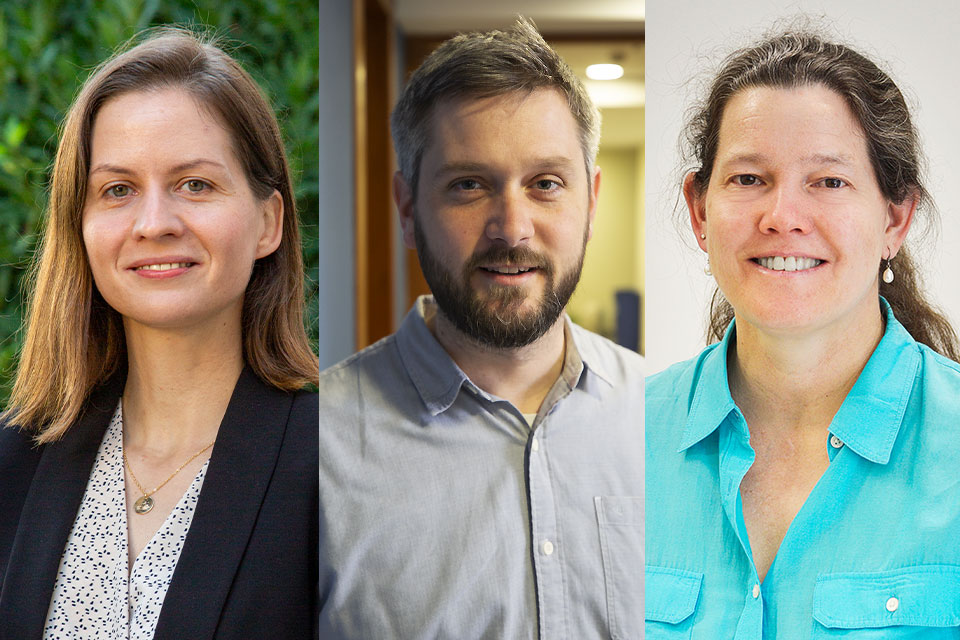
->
432, 156, 578, 179
719, 152, 856, 167
88, 158, 229, 177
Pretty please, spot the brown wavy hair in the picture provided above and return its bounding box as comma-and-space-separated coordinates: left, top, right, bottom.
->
683, 30, 959, 360
6, 27, 318, 442
391, 17, 601, 199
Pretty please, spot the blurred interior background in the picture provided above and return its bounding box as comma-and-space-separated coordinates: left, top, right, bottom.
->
320, 0, 644, 368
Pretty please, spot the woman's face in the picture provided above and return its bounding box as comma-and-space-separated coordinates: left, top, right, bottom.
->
685, 84, 913, 339
82, 88, 282, 335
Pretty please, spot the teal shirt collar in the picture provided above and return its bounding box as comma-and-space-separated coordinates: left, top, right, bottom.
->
678, 298, 921, 464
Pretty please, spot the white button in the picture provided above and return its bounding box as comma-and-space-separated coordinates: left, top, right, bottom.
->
830, 435, 844, 449
886, 596, 899, 612
531, 438, 540, 452
542, 540, 554, 555
752, 583, 760, 599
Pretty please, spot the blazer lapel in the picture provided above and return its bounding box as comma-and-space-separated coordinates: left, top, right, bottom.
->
0, 376, 123, 640
153, 367, 293, 640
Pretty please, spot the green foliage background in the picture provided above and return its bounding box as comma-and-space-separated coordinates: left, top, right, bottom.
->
0, 0, 320, 402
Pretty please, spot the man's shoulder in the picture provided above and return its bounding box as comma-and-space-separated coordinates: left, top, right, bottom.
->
568, 321, 644, 383
317, 333, 422, 421
319, 334, 402, 383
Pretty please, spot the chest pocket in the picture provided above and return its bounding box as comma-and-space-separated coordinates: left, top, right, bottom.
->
596, 496, 642, 639
812, 565, 960, 638
644, 566, 702, 639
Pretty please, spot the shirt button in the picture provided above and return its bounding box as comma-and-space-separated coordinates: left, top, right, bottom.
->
886, 596, 899, 612
542, 540, 554, 555
752, 583, 760, 599
531, 437, 540, 452
830, 435, 844, 449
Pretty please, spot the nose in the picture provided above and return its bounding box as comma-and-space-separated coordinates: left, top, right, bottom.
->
131, 188, 184, 240
758, 185, 812, 235
485, 186, 534, 246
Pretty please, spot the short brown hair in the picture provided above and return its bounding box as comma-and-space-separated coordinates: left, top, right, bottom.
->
391, 17, 601, 198
683, 29, 959, 359
6, 27, 318, 442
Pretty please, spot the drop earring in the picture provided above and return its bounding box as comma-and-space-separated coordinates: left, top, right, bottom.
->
882, 258, 894, 284
704, 257, 712, 276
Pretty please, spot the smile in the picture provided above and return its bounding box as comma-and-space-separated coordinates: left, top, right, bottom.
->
754, 256, 822, 272
480, 266, 536, 275
134, 262, 193, 272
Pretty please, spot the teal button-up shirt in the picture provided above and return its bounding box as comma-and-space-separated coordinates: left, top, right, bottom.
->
646, 300, 960, 638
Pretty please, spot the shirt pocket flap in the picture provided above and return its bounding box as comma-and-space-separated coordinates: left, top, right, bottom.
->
813, 565, 960, 628
645, 566, 703, 624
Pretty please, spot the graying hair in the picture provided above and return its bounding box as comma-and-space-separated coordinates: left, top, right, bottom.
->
682, 29, 959, 360
391, 17, 601, 197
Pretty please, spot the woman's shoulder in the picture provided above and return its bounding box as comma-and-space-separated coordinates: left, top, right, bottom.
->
280, 389, 318, 452
915, 343, 960, 406
647, 343, 722, 400
0, 422, 42, 572
0, 420, 42, 471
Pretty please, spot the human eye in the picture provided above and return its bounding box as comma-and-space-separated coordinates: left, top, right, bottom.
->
533, 177, 562, 192
732, 174, 761, 186
451, 178, 483, 192
815, 177, 847, 189
181, 178, 212, 194
104, 183, 132, 199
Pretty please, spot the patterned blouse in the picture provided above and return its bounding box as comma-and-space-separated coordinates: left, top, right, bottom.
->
42, 403, 208, 639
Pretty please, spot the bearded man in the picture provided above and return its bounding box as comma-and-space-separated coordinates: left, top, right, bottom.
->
317, 19, 642, 639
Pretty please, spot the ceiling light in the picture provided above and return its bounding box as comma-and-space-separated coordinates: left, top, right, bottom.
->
586, 63, 624, 81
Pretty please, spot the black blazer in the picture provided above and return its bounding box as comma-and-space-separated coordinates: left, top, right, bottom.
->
0, 367, 318, 639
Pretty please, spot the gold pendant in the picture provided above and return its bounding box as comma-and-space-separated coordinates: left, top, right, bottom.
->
134, 495, 155, 515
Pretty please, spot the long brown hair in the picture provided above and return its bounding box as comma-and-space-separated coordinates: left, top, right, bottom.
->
6, 27, 318, 442
684, 30, 959, 360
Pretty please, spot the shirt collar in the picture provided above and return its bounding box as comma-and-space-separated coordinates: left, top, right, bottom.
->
395, 296, 609, 415
395, 296, 470, 416
678, 298, 921, 465
677, 323, 738, 452
829, 298, 920, 464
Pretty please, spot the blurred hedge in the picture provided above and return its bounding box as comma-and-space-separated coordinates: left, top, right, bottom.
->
0, 0, 319, 402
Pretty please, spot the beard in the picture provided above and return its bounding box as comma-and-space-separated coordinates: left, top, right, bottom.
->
414, 219, 587, 349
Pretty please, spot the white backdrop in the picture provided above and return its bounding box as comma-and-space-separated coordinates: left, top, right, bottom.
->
644, 0, 960, 374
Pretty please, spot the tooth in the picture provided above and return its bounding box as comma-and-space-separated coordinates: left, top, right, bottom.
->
784, 256, 796, 271
772, 256, 785, 271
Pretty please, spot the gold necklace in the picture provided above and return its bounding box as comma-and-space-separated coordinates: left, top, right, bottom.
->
123, 441, 215, 515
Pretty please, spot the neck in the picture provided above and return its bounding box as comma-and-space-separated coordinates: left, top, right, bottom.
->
431, 309, 567, 414
121, 319, 244, 456
729, 303, 884, 434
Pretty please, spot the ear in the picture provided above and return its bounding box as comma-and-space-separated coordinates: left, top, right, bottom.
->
586, 166, 601, 240
884, 192, 917, 259
394, 171, 417, 250
683, 172, 708, 252
255, 189, 284, 259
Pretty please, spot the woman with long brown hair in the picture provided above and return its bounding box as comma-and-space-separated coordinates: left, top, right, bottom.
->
0, 28, 318, 639
646, 30, 960, 637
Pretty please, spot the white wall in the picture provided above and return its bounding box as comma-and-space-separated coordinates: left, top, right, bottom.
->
645, 0, 960, 374
318, 0, 356, 368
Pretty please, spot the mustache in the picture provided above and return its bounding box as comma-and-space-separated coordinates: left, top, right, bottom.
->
463, 246, 554, 276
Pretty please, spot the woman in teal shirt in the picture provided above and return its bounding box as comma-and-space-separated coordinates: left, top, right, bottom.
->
646, 30, 960, 637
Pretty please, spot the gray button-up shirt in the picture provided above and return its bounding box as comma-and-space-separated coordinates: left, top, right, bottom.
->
317, 296, 642, 639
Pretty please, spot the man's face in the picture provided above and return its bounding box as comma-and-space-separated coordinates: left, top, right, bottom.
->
398, 88, 600, 348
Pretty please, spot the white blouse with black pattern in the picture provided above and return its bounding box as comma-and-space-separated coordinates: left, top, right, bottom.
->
42, 402, 208, 640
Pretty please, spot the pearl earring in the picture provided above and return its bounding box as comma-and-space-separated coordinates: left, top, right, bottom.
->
704, 257, 712, 276
700, 233, 706, 239
882, 258, 894, 284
